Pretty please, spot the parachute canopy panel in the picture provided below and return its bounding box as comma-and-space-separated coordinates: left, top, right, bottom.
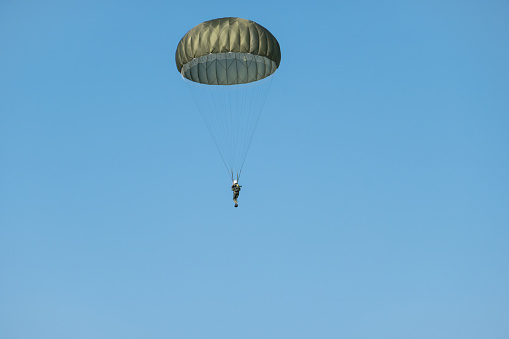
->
176, 17, 281, 85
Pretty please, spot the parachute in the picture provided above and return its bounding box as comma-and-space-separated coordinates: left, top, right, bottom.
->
176, 17, 281, 181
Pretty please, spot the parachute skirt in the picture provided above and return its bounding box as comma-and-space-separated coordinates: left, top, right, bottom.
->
181, 53, 278, 85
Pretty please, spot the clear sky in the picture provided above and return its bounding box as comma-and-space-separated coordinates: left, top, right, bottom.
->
1, 1, 508, 338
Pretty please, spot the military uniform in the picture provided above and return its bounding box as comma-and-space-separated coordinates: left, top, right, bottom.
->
232, 184, 242, 207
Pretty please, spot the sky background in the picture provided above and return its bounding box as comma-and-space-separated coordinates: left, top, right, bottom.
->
1, 0, 508, 338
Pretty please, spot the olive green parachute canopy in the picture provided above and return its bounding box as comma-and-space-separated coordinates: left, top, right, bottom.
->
176, 17, 281, 85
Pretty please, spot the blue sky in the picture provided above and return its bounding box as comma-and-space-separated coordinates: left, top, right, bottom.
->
1, 1, 508, 338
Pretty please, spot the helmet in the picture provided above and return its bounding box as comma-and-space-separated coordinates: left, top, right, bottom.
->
232, 180, 238, 185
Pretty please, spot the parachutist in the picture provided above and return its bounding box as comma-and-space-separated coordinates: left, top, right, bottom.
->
231, 180, 242, 207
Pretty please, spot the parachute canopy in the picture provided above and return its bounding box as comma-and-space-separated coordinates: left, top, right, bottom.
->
176, 17, 281, 85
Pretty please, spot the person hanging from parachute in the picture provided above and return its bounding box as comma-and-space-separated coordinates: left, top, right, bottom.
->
175, 17, 281, 207
231, 180, 242, 208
